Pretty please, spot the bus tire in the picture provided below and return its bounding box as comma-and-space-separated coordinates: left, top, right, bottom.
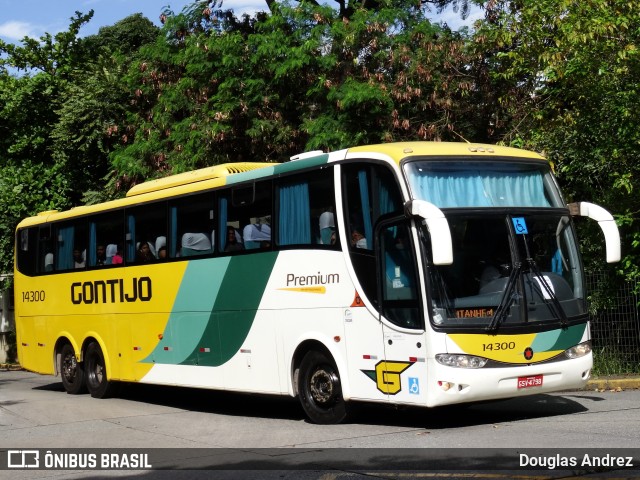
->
298, 350, 349, 424
60, 343, 86, 395
84, 341, 117, 399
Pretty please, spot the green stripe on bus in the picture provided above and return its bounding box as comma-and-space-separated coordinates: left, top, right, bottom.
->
143, 253, 278, 367
530, 323, 586, 352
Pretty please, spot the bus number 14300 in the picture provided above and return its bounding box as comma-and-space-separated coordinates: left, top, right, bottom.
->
22, 290, 45, 302
483, 342, 516, 351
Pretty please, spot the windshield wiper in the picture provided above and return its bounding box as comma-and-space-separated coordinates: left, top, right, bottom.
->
486, 261, 522, 333
526, 258, 569, 328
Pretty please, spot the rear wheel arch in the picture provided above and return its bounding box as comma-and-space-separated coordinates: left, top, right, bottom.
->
291, 340, 335, 396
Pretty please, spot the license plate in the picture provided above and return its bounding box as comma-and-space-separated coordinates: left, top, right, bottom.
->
517, 374, 543, 389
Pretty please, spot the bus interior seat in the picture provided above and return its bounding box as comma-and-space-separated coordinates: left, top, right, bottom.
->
105, 244, 117, 265
44, 253, 54, 272
181, 233, 213, 257
155, 236, 166, 254
319, 211, 335, 245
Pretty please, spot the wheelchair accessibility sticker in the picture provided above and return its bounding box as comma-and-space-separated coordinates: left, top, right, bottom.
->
408, 377, 420, 395
512, 217, 528, 235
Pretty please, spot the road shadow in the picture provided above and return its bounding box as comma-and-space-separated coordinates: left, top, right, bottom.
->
31, 378, 592, 428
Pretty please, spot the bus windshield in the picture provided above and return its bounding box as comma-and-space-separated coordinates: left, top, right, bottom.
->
424, 213, 586, 329
404, 159, 585, 330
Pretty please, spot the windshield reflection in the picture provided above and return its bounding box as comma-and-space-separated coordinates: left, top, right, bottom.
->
426, 214, 586, 330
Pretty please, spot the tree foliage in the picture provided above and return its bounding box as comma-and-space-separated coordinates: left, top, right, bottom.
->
109, 0, 482, 190
474, 0, 640, 284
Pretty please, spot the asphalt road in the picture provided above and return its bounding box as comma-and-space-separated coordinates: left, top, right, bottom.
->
1, 369, 639, 479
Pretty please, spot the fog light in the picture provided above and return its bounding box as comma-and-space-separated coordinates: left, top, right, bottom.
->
565, 341, 591, 359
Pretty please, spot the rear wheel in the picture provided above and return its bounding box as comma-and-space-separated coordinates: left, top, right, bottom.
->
59, 343, 86, 394
84, 341, 118, 398
298, 350, 349, 424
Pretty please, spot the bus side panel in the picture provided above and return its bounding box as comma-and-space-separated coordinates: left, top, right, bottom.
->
260, 250, 357, 398
221, 310, 281, 393
15, 315, 40, 373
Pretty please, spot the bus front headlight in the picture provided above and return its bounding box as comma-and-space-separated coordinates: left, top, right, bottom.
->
564, 341, 592, 359
435, 353, 488, 368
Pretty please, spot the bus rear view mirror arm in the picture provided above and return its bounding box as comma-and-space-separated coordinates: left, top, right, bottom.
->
405, 200, 453, 265
568, 202, 621, 263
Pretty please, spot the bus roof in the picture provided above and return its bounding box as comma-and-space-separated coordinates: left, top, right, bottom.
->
345, 142, 546, 163
17, 142, 544, 228
126, 162, 274, 197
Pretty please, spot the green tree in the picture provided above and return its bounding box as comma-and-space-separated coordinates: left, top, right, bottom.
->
0, 11, 160, 274
0, 11, 94, 78
109, 0, 481, 189
80, 13, 159, 56
473, 0, 640, 286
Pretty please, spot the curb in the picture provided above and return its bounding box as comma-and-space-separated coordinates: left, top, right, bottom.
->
585, 377, 640, 391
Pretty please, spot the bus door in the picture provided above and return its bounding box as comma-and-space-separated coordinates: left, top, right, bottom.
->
377, 220, 427, 403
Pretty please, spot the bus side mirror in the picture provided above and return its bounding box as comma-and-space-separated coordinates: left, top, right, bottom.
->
568, 202, 621, 263
405, 200, 453, 265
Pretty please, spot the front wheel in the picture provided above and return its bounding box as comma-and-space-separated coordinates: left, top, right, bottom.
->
59, 343, 86, 394
84, 341, 118, 398
298, 350, 349, 424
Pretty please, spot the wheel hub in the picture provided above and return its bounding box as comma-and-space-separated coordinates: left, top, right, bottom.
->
310, 368, 338, 404
62, 355, 77, 380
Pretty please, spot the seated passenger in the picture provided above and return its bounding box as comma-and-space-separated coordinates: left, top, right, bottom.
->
105, 244, 117, 265
351, 227, 367, 249
224, 227, 243, 252
319, 212, 335, 245
136, 241, 155, 262
73, 248, 85, 268
181, 233, 213, 257
96, 244, 107, 266
243, 223, 271, 249
113, 245, 123, 264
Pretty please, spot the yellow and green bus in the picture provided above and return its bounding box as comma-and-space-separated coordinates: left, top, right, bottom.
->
14, 142, 620, 424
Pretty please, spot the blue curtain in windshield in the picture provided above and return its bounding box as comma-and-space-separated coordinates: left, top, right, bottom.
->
279, 182, 311, 245
411, 170, 551, 208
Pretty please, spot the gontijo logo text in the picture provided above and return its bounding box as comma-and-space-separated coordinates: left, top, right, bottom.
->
71, 277, 152, 304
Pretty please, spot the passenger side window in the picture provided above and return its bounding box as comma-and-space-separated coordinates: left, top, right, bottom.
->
169, 192, 215, 258
219, 181, 272, 253
277, 167, 337, 247
54, 220, 88, 271
16, 227, 38, 276
125, 203, 167, 264
342, 163, 404, 306
88, 211, 124, 267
